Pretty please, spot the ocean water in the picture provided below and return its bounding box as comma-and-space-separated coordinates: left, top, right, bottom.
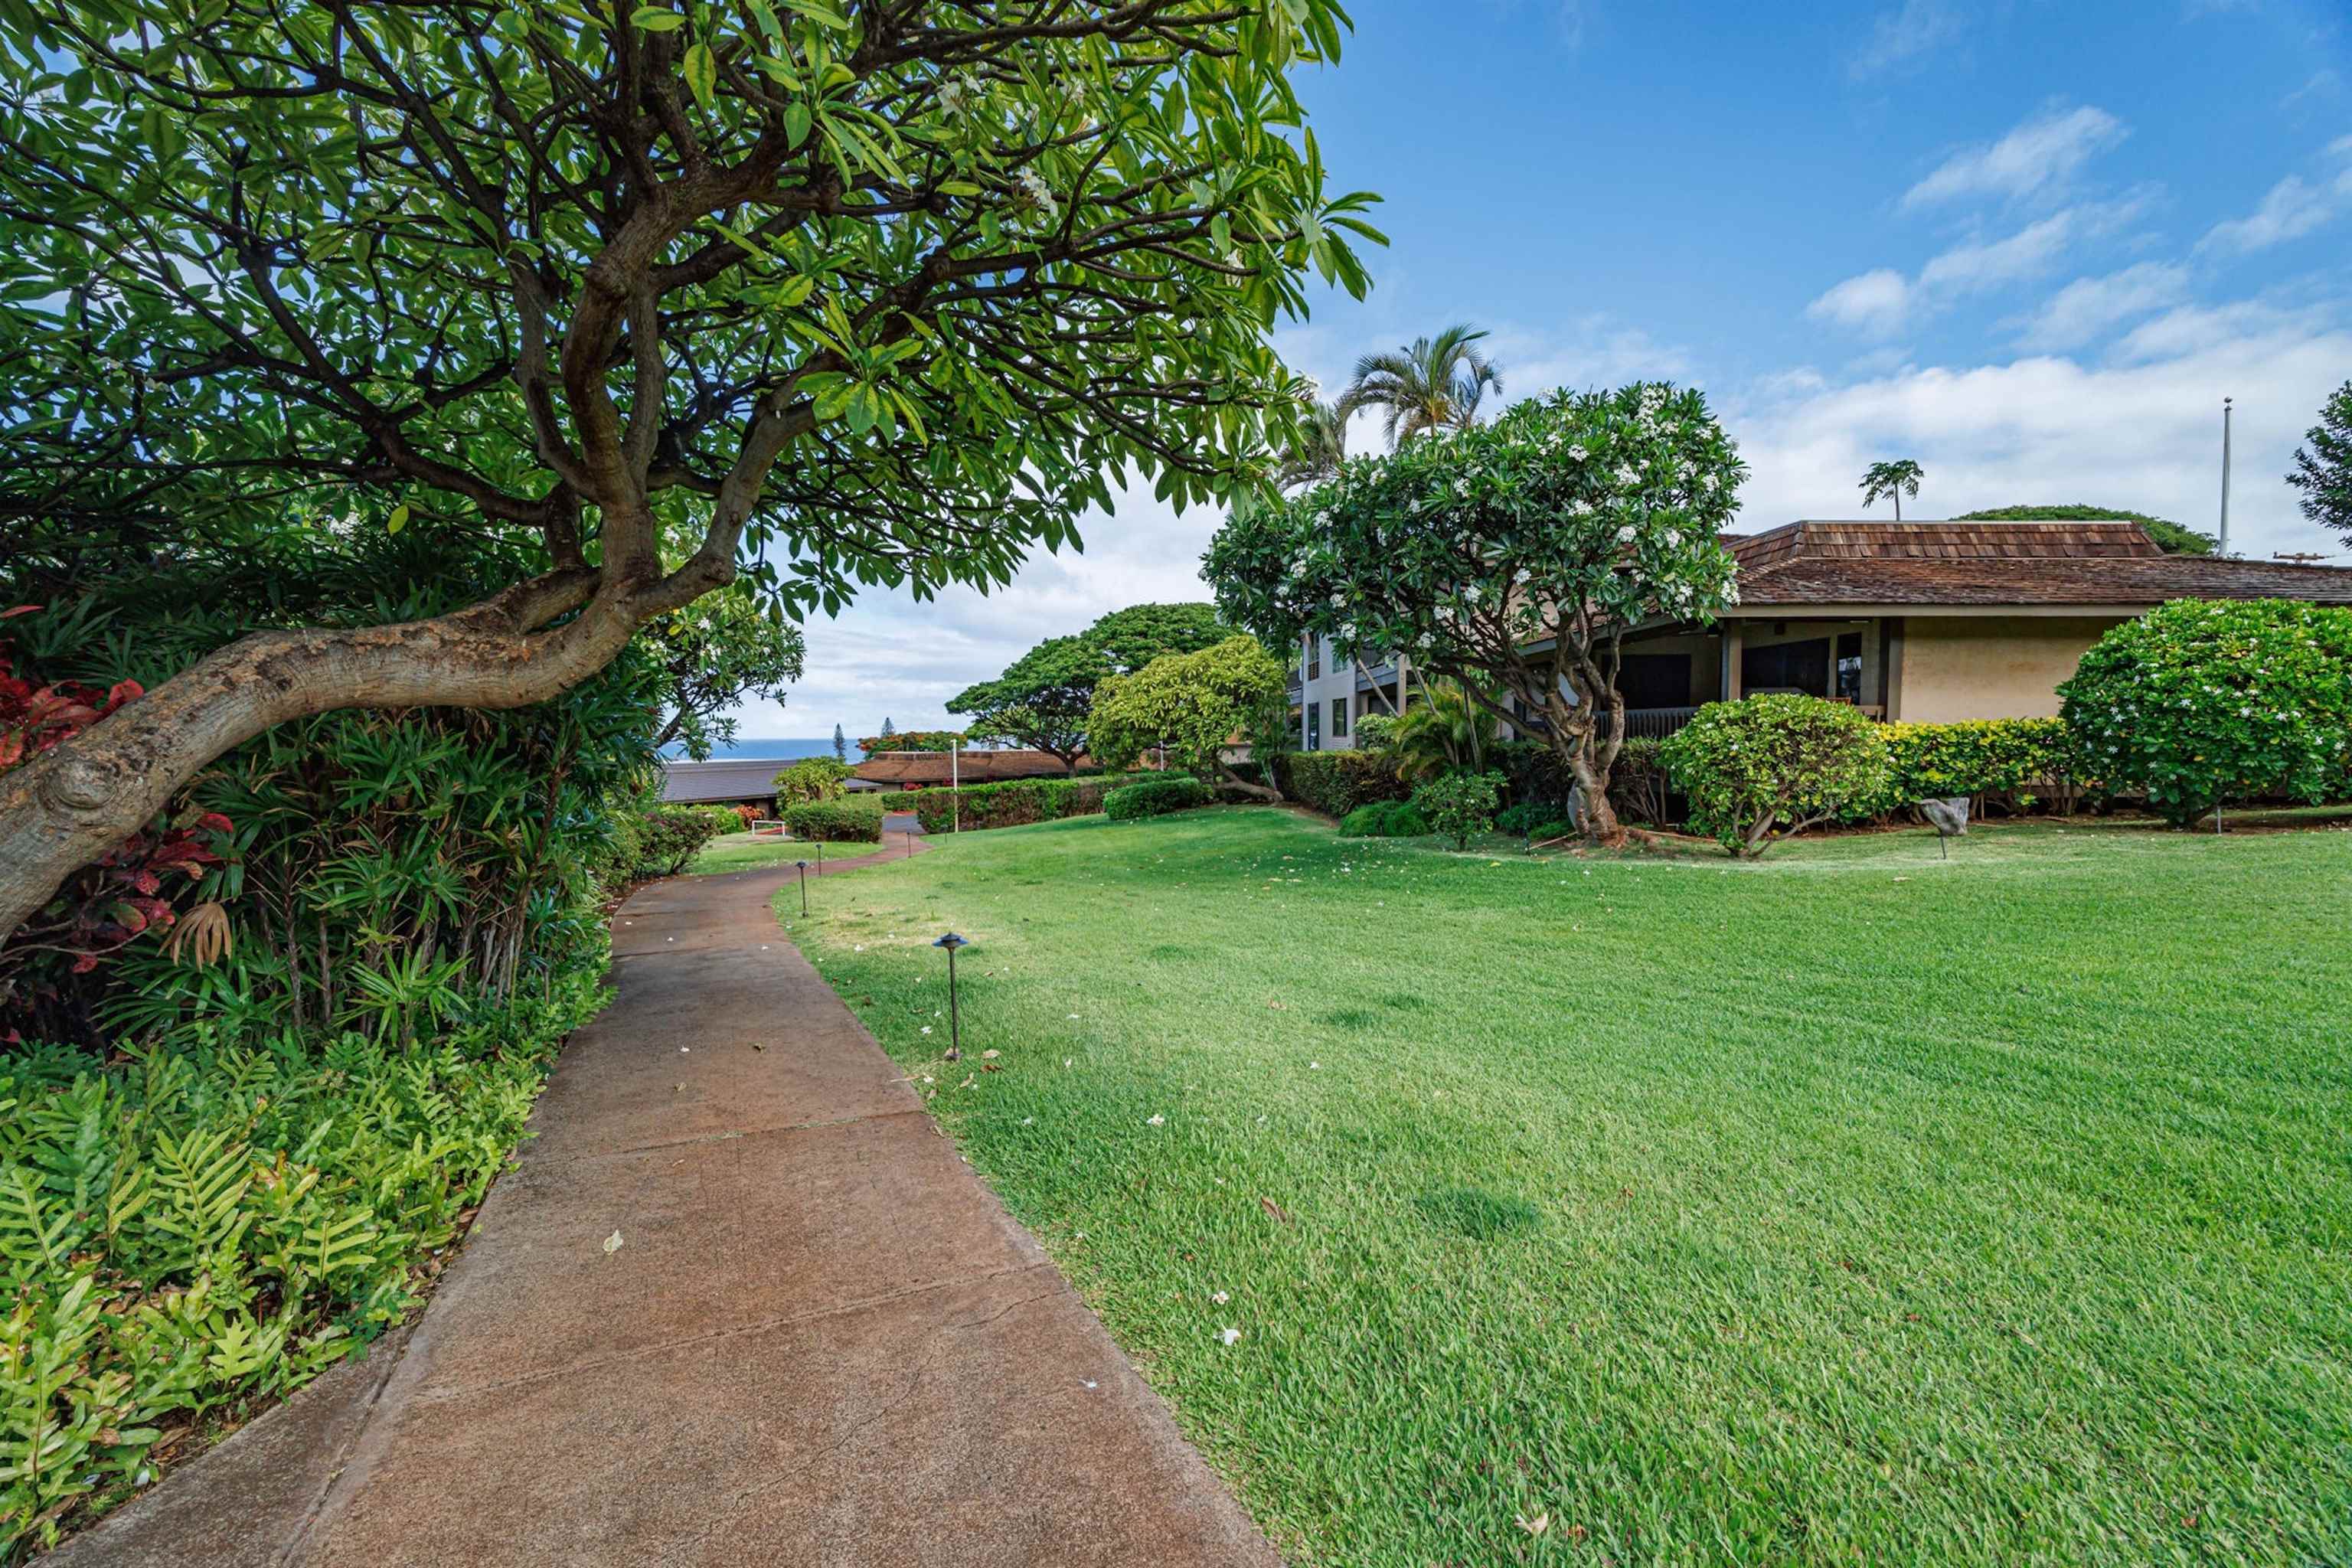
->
661, 736, 845, 762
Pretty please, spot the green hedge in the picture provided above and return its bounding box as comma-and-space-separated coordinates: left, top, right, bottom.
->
1866, 717, 2076, 814
782, 799, 884, 843
875, 773, 1161, 833
1340, 799, 1430, 837
1105, 775, 1211, 818
1272, 750, 1410, 818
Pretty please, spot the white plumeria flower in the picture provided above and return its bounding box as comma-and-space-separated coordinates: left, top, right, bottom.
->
1218, 1327, 1243, 1346
1210, 1290, 1230, 1305
1147, 1113, 1165, 1126
920, 1025, 933, 1035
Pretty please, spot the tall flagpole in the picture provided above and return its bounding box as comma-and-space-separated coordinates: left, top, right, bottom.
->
2219, 396, 2233, 558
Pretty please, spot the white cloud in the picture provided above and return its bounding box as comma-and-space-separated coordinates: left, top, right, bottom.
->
2017, 262, 2190, 349
1730, 309, 2352, 559
2197, 164, 2352, 253
1903, 106, 2128, 210
1918, 212, 2079, 292
1806, 269, 1916, 338
1848, 0, 1965, 80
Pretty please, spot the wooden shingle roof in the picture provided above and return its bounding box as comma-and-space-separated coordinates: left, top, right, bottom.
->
1722, 520, 2352, 609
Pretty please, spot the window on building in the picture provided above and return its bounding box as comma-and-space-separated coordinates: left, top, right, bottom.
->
1330, 698, 1348, 740
1305, 701, 1320, 750
1305, 635, 1319, 681
1835, 632, 1864, 704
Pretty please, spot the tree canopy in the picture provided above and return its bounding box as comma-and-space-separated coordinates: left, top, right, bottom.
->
1086, 634, 1285, 789
946, 600, 1230, 766
648, 587, 805, 760
1207, 383, 1747, 841
1955, 505, 2215, 556
0, 0, 1379, 942
1338, 324, 1501, 446
1860, 459, 1923, 521
2286, 381, 2352, 546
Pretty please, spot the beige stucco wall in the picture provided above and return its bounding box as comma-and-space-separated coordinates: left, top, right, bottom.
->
1893, 615, 2129, 722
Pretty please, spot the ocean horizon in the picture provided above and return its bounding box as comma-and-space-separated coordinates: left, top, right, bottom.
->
662, 736, 843, 762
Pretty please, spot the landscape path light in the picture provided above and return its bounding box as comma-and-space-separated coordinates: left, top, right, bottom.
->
795, 860, 809, 916
933, 932, 970, 1061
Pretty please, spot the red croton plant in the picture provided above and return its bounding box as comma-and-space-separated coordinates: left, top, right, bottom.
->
1, 607, 233, 1035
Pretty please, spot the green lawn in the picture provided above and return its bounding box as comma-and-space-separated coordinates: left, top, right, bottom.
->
687, 829, 806, 874
781, 807, 2352, 1566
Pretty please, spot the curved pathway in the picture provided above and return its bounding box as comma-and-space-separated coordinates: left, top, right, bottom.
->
53, 850, 1275, 1567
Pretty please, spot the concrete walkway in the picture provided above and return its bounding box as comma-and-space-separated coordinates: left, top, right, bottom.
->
53, 851, 1276, 1568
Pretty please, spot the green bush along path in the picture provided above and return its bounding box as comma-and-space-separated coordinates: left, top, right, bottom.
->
784, 807, 2352, 1566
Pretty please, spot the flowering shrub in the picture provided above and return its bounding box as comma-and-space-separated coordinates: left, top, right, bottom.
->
2060, 599, 2352, 824
1411, 770, 1504, 850
1660, 695, 1890, 857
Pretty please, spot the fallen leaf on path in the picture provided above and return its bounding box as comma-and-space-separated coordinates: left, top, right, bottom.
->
1515, 1511, 1550, 1537
602, 1230, 624, 1255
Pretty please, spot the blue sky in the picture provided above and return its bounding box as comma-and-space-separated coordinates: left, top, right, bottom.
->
737, 0, 2352, 739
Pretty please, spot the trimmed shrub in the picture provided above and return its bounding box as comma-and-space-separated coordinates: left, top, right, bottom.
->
1859, 717, 2075, 818
1351, 712, 1399, 751
783, 799, 884, 844
2060, 599, 2352, 824
1105, 775, 1211, 819
1340, 799, 1429, 838
1272, 750, 1410, 818
1660, 694, 1891, 857
632, 803, 727, 877
1412, 770, 1504, 850
876, 773, 1160, 833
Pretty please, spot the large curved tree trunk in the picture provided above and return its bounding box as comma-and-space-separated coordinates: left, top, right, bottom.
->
0, 573, 637, 945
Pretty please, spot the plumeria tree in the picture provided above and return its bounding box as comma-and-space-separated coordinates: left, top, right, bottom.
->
1206, 383, 1748, 844
0, 0, 1378, 946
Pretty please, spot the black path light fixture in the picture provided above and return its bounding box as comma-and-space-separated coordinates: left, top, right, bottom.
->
815, 840, 825, 877
794, 860, 809, 916
933, 932, 970, 1061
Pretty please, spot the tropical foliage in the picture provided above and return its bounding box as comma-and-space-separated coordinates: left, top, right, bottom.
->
1660, 694, 1891, 856
1859, 459, 1924, 520
951, 604, 1233, 771
774, 756, 854, 805
1272, 751, 1413, 819
1387, 684, 1499, 782
877, 774, 1156, 835
0, 0, 1381, 941
856, 731, 963, 757
645, 589, 807, 761
1209, 382, 1749, 843
1087, 637, 1289, 791
2059, 599, 2352, 825
2285, 381, 2352, 544
1278, 400, 1351, 488
1338, 325, 1503, 446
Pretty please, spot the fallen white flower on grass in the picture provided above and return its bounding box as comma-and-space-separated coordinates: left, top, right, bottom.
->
1067, 1012, 1081, 1020
1081, 1379, 1098, 1390
1021, 1116, 1034, 1125
1210, 1290, 1230, 1305
602, 1230, 625, 1255
1308, 1061, 1321, 1070
921, 1026, 933, 1035
1147, 1113, 1165, 1126
982, 1049, 1000, 1059
1218, 1326, 1243, 1346
1515, 1511, 1550, 1537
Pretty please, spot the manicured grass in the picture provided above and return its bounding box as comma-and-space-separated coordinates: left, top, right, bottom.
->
781, 808, 2352, 1566
686, 829, 805, 874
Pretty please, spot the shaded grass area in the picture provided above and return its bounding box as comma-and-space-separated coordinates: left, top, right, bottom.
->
781, 807, 2352, 1566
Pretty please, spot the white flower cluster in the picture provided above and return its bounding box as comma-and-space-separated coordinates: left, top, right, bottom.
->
1015, 168, 1058, 223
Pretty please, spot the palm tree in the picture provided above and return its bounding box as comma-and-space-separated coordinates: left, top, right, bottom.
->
1338, 324, 1503, 448
1860, 459, 1925, 521
1389, 681, 1498, 781
1278, 400, 1349, 489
